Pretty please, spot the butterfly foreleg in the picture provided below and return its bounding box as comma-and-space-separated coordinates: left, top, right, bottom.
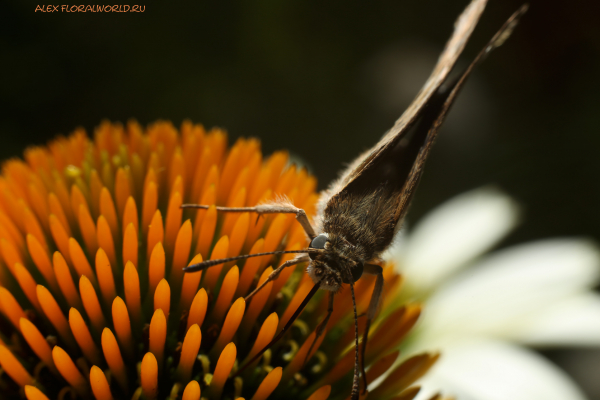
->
360, 263, 384, 393
181, 202, 316, 239
244, 254, 311, 302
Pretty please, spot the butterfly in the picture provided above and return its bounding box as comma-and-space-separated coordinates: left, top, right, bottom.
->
182, 1, 527, 398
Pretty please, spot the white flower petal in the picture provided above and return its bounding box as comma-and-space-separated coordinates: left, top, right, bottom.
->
392, 187, 519, 292
415, 339, 588, 400
420, 239, 600, 339
511, 293, 600, 346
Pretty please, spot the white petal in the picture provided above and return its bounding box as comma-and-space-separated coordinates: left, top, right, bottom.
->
390, 187, 519, 292
419, 239, 600, 340
512, 293, 600, 346
414, 339, 588, 400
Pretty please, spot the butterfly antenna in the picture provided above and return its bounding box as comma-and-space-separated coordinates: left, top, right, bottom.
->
235, 280, 322, 376
183, 249, 322, 273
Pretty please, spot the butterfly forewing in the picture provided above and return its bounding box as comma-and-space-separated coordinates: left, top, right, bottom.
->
330, 0, 488, 192
321, 0, 490, 250
391, 3, 529, 225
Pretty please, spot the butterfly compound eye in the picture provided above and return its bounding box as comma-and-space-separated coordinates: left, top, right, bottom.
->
310, 233, 328, 249
309, 233, 328, 260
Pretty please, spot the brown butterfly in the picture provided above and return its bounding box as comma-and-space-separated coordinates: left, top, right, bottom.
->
182, 1, 527, 398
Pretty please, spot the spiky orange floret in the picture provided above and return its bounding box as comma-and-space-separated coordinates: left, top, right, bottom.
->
0, 120, 433, 400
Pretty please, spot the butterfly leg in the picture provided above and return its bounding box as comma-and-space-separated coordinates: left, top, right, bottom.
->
244, 254, 311, 302
181, 202, 317, 239
360, 263, 384, 392
305, 291, 334, 365
256, 203, 316, 240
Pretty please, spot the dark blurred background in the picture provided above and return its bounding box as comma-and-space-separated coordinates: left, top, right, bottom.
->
2, 0, 600, 397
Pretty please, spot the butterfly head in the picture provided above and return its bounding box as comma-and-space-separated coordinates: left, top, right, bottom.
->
306, 233, 364, 291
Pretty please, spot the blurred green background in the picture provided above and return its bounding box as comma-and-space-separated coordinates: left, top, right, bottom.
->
2, 0, 600, 397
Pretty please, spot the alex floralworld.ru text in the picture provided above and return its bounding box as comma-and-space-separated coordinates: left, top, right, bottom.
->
35, 5, 145, 12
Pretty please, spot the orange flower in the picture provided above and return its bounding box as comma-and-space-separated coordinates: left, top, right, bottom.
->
0, 120, 436, 400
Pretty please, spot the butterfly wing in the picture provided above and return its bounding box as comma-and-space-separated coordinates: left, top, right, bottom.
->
322, 0, 488, 203
320, 1, 526, 239
389, 5, 528, 224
